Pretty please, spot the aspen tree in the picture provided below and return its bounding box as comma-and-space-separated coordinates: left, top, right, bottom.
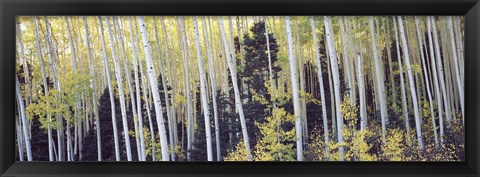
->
137, 16, 170, 161
218, 16, 253, 161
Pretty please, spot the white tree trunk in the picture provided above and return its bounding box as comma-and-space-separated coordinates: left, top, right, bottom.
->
264, 16, 276, 110
415, 17, 439, 148
430, 16, 452, 126
98, 16, 121, 161
447, 16, 464, 123
16, 113, 25, 161
203, 16, 221, 161
160, 16, 179, 151
193, 16, 214, 161
356, 54, 368, 131
393, 17, 410, 138
218, 16, 253, 161
44, 16, 64, 161
152, 17, 175, 161
285, 16, 304, 161
177, 17, 194, 161
83, 16, 102, 161
137, 16, 170, 161
398, 16, 424, 150
324, 16, 344, 160
426, 16, 445, 144
128, 16, 147, 161
339, 17, 354, 102
369, 17, 388, 143
16, 76, 32, 161
114, 17, 142, 160
33, 16, 54, 161
106, 17, 133, 161
309, 16, 330, 156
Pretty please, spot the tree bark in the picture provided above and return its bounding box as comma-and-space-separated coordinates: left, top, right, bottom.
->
137, 16, 170, 161
324, 16, 344, 160
218, 16, 253, 161
98, 16, 121, 161
369, 17, 388, 144
285, 16, 304, 161
309, 16, 330, 157
398, 16, 424, 150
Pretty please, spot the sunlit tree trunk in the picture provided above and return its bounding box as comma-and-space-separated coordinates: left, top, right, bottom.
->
369, 17, 388, 143
153, 17, 175, 161
285, 16, 304, 161
310, 16, 330, 157
203, 16, 221, 161
218, 16, 253, 161
106, 17, 133, 161
192, 16, 214, 161
113, 17, 142, 160
177, 17, 194, 161
426, 16, 445, 144
98, 16, 121, 161
44, 16, 64, 161
83, 16, 102, 161
398, 16, 424, 150
447, 16, 464, 123
17, 75, 32, 161
137, 16, 170, 161
16, 113, 25, 161
356, 53, 367, 131
339, 17, 354, 102
264, 16, 276, 110
65, 17, 77, 161
160, 16, 179, 148
415, 17, 439, 148
33, 16, 54, 161
128, 16, 146, 161
324, 16, 344, 160
393, 17, 410, 138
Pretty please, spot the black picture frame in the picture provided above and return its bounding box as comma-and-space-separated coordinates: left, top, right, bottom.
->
1, 0, 479, 176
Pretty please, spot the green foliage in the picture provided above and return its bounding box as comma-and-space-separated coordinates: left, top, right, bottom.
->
253, 108, 296, 161
224, 140, 249, 161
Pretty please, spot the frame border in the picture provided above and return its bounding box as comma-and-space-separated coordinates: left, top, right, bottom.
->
1, 0, 479, 177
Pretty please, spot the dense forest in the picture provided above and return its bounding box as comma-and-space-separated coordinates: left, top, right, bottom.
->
15, 16, 464, 161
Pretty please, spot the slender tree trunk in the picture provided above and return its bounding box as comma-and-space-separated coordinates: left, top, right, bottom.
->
324, 16, 344, 160
392, 17, 411, 138
33, 17, 54, 161
426, 16, 445, 144
415, 17, 439, 148
339, 17, 354, 101
310, 16, 330, 157
128, 16, 147, 161
16, 113, 25, 161
369, 17, 388, 144
447, 16, 464, 123
264, 16, 276, 110
398, 16, 424, 150
16, 76, 32, 161
44, 16, 64, 161
114, 17, 142, 160
106, 17, 133, 161
177, 17, 194, 161
153, 17, 175, 161
285, 16, 304, 161
192, 16, 214, 161
203, 16, 221, 161
218, 16, 253, 161
160, 17, 179, 148
137, 16, 170, 161
83, 16, 102, 161
98, 16, 121, 161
